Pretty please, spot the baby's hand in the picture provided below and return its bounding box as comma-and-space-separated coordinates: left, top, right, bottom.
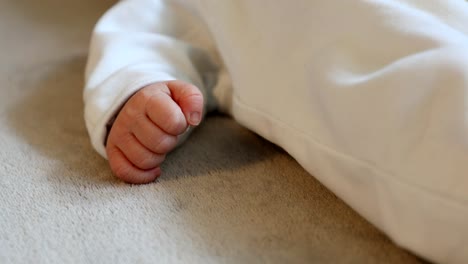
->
105, 80, 204, 184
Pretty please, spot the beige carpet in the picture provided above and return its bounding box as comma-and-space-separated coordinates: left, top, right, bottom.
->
0, 0, 427, 263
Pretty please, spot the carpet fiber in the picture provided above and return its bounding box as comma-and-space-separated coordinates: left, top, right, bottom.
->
0, 0, 426, 263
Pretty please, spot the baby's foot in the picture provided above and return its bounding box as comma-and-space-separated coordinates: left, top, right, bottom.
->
105, 80, 204, 184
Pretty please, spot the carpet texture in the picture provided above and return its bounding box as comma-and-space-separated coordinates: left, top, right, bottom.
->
0, 0, 426, 263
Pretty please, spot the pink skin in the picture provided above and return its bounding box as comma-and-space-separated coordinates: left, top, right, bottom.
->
105, 80, 204, 184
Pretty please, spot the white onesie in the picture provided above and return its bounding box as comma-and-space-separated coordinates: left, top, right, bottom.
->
84, 1, 468, 263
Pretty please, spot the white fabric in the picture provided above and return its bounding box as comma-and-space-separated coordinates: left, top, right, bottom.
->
84, 1, 468, 263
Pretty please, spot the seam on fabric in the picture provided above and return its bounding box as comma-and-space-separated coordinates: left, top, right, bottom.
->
233, 95, 468, 207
